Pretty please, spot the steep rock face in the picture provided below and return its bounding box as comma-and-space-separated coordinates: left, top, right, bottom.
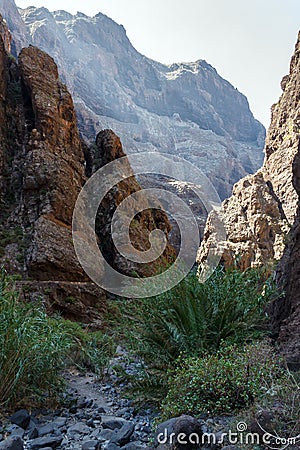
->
0, 14, 8, 206
0, 12, 11, 54
17, 46, 87, 281
0, 0, 28, 56
93, 129, 176, 277
0, 24, 107, 324
198, 32, 300, 367
0, 25, 176, 321
138, 175, 208, 254
2, 0, 265, 200
198, 32, 300, 271
270, 34, 300, 369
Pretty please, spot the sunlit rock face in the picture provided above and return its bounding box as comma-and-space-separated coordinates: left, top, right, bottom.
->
198, 31, 300, 368
2, 0, 265, 200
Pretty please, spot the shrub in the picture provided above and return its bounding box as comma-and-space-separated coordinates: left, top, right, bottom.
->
161, 340, 286, 418
0, 270, 114, 406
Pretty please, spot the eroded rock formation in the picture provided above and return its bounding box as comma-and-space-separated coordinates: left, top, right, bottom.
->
93, 129, 176, 278
198, 32, 300, 367
198, 32, 300, 271
0, 21, 175, 324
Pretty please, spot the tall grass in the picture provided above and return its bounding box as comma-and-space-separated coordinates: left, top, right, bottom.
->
0, 269, 114, 406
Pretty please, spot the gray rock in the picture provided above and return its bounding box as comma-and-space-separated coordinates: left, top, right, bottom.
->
27, 428, 38, 440
97, 407, 107, 414
81, 440, 100, 450
37, 424, 55, 437
116, 408, 134, 420
67, 422, 90, 435
78, 398, 94, 409
10, 411, 30, 430
97, 429, 115, 442
52, 418, 67, 428
101, 417, 125, 430
0, 437, 24, 450
155, 415, 203, 450
86, 419, 95, 428
28, 436, 63, 449
6, 426, 24, 438
123, 443, 146, 450
111, 422, 135, 446
103, 444, 119, 450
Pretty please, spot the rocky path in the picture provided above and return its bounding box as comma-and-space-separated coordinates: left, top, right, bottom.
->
0, 350, 155, 450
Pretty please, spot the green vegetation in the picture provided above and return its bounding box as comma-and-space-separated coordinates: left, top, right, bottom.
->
236, 369, 300, 449
109, 267, 279, 405
0, 269, 114, 407
161, 340, 285, 418
115, 267, 276, 365
1, 257, 296, 435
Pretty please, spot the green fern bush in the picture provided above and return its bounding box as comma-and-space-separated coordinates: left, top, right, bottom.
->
121, 267, 277, 366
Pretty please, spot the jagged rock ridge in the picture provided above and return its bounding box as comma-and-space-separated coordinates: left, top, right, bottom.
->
198, 31, 300, 367
0, 18, 175, 324
1, 0, 265, 200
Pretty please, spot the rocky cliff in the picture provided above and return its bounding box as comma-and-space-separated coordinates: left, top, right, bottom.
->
93, 129, 176, 278
198, 32, 300, 367
1, 0, 265, 200
0, 19, 175, 324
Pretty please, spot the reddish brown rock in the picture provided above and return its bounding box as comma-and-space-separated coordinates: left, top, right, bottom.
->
94, 129, 176, 277
0, 15, 9, 206
18, 280, 107, 328
0, 35, 107, 325
0, 13, 11, 54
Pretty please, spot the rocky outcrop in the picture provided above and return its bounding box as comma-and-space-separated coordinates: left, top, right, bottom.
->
17, 46, 87, 281
0, 22, 175, 322
198, 32, 300, 367
0, 28, 106, 323
93, 129, 176, 277
198, 32, 300, 271
0, 14, 8, 206
0, 13, 11, 54
270, 33, 300, 369
138, 175, 208, 254
1, 0, 265, 200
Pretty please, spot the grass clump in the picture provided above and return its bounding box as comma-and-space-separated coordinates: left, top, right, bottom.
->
119, 267, 276, 366
0, 269, 114, 407
161, 340, 285, 419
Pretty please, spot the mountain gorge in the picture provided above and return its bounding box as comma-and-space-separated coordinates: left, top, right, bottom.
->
0, 0, 300, 445
1, 0, 265, 200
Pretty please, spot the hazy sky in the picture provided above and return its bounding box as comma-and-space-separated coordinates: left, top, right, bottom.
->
16, 0, 299, 128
